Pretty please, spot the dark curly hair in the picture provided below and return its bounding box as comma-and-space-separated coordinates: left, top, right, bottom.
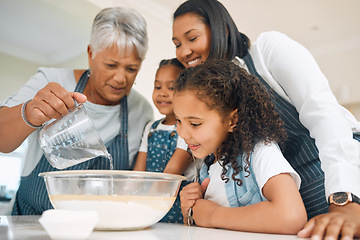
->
174, 60, 287, 186
173, 0, 250, 60
158, 58, 185, 70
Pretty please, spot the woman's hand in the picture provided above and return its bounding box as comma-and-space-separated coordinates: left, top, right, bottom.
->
0, 82, 87, 152
297, 203, 360, 239
26, 82, 87, 126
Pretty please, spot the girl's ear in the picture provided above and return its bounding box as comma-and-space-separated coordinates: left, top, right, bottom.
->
228, 109, 238, 132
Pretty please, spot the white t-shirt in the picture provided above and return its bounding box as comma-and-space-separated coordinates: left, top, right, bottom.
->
137, 119, 200, 181
205, 141, 301, 207
138, 119, 187, 152
2, 67, 154, 176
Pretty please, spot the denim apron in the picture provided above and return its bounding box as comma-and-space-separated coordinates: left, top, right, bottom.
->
12, 70, 129, 215
146, 119, 187, 223
199, 154, 266, 207
242, 53, 360, 219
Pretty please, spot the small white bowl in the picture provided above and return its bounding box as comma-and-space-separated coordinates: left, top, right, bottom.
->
39, 209, 98, 240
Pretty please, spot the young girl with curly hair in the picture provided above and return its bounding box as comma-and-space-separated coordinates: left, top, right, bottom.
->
173, 59, 307, 234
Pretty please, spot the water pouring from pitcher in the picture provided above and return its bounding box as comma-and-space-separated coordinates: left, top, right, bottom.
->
39, 103, 112, 169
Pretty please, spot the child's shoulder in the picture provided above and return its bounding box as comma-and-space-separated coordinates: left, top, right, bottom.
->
237, 141, 282, 166
151, 118, 176, 130
150, 119, 162, 128
253, 141, 281, 154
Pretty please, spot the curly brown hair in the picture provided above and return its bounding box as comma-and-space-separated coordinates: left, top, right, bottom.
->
174, 59, 287, 186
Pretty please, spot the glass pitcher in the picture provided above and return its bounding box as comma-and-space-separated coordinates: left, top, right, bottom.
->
38, 104, 110, 169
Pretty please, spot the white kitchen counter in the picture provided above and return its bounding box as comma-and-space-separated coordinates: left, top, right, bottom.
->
0, 215, 307, 240
0, 202, 10, 215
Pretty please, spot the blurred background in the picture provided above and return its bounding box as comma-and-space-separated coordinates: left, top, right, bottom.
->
0, 0, 360, 212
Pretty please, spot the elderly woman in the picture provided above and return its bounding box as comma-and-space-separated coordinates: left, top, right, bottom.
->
0, 7, 153, 215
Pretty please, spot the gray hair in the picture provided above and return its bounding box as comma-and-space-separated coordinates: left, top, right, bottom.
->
89, 7, 148, 60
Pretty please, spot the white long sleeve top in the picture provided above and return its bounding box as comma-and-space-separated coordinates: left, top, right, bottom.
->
236, 31, 360, 199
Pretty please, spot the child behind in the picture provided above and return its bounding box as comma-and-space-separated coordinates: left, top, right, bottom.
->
173, 60, 307, 234
134, 58, 194, 223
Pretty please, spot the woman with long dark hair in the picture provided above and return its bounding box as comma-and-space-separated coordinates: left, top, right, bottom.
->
172, 0, 360, 239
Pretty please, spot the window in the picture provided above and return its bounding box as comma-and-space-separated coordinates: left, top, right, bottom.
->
0, 141, 26, 200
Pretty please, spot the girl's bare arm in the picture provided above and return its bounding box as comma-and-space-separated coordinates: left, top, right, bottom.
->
192, 173, 307, 234
164, 148, 192, 175
133, 152, 147, 171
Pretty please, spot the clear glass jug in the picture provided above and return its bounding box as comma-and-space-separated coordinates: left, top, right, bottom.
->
39, 104, 110, 169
